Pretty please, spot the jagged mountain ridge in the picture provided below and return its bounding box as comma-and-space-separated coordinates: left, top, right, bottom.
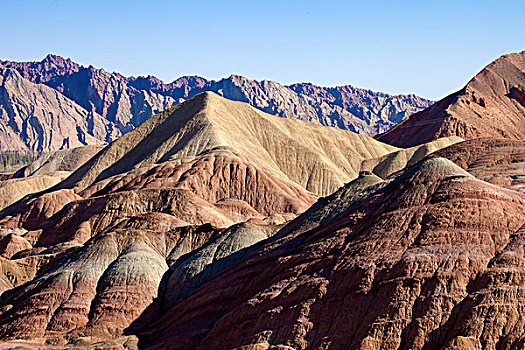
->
0, 54, 432, 153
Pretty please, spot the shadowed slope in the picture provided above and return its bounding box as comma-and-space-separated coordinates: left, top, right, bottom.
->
0, 221, 284, 347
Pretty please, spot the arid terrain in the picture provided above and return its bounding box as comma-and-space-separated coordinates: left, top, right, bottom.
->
0, 51, 523, 350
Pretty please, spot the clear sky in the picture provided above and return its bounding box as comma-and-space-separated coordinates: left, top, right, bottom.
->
1, 0, 523, 100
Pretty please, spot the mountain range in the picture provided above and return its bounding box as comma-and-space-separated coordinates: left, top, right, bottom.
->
0, 50, 523, 350
0, 54, 432, 153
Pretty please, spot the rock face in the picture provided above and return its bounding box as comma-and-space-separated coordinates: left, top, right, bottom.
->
0, 54, 432, 154
0, 67, 118, 152
378, 51, 525, 147
0, 54, 81, 84
287, 82, 431, 133
1, 54, 178, 137
42, 66, 177, 133
143, 157, 525, 350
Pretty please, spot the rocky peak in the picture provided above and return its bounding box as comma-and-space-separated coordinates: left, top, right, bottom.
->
127, 74, 166, 91
170, 75, 208, 87
41, 53, 70, 67
0, 54, 81, 84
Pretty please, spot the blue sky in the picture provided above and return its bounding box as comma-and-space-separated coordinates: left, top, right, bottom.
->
1, 0, 523, 100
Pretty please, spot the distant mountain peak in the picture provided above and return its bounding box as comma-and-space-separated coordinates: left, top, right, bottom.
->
42, 53, 68, 64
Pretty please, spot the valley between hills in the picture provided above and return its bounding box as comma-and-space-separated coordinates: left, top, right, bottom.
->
0, 51, 523, 350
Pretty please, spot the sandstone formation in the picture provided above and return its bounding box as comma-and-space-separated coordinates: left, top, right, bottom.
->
0, 52, 523, 350
162, 222, 281, 308
57, 91, 398, 196
432, 138, 525, 193
144, 157, 525, 350
0, 219, 284, 347
1, 92, 401, 241
361, 136, 464, 178
378, 51, 525, 147
0, 92, 410, 347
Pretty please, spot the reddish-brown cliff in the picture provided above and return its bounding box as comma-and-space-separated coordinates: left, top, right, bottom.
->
378, 51, 525, 147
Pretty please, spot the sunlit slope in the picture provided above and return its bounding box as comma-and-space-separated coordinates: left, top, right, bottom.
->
60, 91, 398, 196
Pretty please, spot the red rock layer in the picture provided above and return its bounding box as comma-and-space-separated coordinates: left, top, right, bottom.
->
0, 225, 223, 345
81, 150, 315, 217
432, 138, 525, 193
143, 158, 525, 350
0, 150, 316, 248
